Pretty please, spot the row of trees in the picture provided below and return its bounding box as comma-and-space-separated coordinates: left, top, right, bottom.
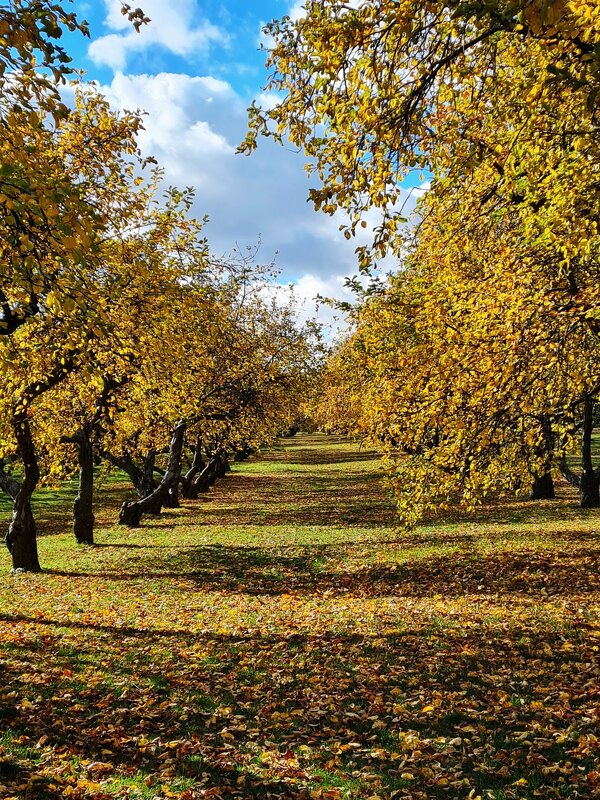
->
246, 0, 600, 521
0, 2, 320, 571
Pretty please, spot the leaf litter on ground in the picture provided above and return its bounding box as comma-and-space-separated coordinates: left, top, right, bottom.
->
0, 434, 598, 799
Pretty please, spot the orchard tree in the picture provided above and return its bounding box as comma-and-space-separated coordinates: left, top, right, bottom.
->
33, 177, 213, 543
325, 207, 600, 522
245, 0, 600, 519
242, 0, 598, 255
111, 264, 322, 527
0, 86, 168, 571
311, 335, 367, 436
0, 1, 148, 335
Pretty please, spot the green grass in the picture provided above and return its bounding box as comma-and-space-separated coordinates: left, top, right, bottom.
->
0, 433, 598, 799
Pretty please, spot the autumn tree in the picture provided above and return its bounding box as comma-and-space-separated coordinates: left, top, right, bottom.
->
244, 0, 600, 516
337, 244, 600, 522
0, 85, 164, 570
112, 263, 322, 527
310, 335, 367, 436
0, 1, 148, 335
243, 0, 598, 254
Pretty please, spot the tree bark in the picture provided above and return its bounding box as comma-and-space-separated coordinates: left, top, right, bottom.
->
180, 435, 204, 499
102, 447, 160, 508
5, 417, 41, 572
186, 456, 219, 499
140, 449, 157, 499
529, 471, 555, 500
528, 416, 555, 500
166, 480, 180, 508
233, 445, 255, 462
102, 450, 145, 492
72, 428, 95, 545
208, 453, 227, 486
559, 456, 580, 488
580, 396, 599, 507
165, 451, 182, 508
119, 421, 187, 526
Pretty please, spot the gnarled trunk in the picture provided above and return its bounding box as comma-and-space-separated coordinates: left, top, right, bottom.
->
580, 396, 600, 508
139, 449, 157, 499
119, 421, 187, 527
529, 472, 555, 500
208, 452, 229, 481
580, 471, 600, 508
187, 458, 214, 498
166, 481, 180, 508
102, 447, 161, 509
6, 418, 41, 572
529, 417, 555, 500
72, 428, 95, 545
180, 435, 204, 499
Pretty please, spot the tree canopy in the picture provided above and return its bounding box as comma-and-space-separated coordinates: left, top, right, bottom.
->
248, 0, 600, 517
0, 2, 322, 570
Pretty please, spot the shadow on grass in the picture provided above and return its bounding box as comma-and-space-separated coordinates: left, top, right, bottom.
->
42, 529, 600, 597
0, 613, 598, 799
2, 434, 593, 539
427, 492, 597, 527
193, 470, 395, 527
278, 449, 378, 466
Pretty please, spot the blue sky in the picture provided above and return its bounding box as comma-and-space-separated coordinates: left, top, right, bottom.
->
65, 0, 426, 324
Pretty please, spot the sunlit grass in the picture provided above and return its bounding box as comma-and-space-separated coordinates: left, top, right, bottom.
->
0, 433, 598, 799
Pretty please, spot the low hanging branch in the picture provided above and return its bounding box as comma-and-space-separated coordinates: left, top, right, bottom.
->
101, 448, 158, 499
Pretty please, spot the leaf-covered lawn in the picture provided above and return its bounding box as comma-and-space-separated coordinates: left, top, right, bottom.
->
0, 434, 599, 799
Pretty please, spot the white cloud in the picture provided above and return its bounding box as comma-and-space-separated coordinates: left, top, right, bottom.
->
411, 180, 431, 197
94, 70, 416, 336
255, 91, 280, 111
89, 0, 227, 71
262, 273, 356, 339
288, 1, 306, 21
103, 72, 237, 162
290, 273, 356, 335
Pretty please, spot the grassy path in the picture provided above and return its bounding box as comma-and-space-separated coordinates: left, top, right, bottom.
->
0, 434, 599, 799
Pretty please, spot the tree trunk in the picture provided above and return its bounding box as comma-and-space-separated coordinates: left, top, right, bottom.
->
6, 418, 41, 572
72, 429, 95, 545
102, 447, 161, 509
208, 454, 225, 486
529, 472, 555, 500
119, 421, 187, 526
580, 396, 599, 507
187, 456, 218, 499
144, 493, 164, 515
165, 456, 181, 509
180, 435, 204, 499
166, 481, 180, 508
102, 450, 144, 492
529, 416, 555, 500
580, 471, 600, 507
215, 453, 228, 479
234, 444, 255, 462
139, 449, 157, 499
